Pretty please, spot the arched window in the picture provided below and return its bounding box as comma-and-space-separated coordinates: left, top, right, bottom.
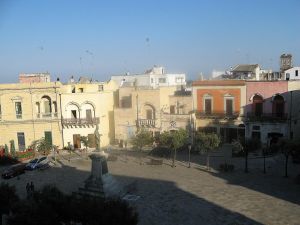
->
144, 104, 155, 120
41, 96, 52, 117
273, 95, 285, 117
252, 94, 263, 117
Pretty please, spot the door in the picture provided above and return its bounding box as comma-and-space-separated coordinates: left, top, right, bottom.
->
205, 99, 212, 115
73, 134, 81, 149
226, 99, 233, 115
17, 132, 25, 151
44, 131, 53, 145
88, 134, 96, 148
86, 109, 92, 121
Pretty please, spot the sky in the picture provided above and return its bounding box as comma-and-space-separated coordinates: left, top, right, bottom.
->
0, 0, 299, 83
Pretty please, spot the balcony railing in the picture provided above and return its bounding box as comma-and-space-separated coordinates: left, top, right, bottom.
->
36, 113, 58, 118
196, 111, 239, 119
247, 112, 288, 121
62, 117, 99, 126
137, 119, 156, 127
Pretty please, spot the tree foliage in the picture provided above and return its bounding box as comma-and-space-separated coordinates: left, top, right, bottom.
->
36, 138, 53, 155
159, 129, 188, 150
0, 183, 19, 216
80, 136, 89, 149
130, 128, 153, 151
8, 185, 138, 225
195, 132, 220, 153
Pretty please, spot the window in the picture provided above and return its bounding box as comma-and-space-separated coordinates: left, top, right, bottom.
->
79, 88, 84, 93
120, 96, 132, 108
146, 109, 153, 119
272, 95, 284, 117
252, 95, 263, 117
176, 77, 184, 83
53, 101, 57, 113
296, 70, 298, 77
225, 98, 233, 116
86, 109, 92, 120
98, 85, 104, 91
72, 86, 75, 93
15, 102, 22, 119
159, 78, 166, 83
17, 132, 25, 151
151, 78, 154, 83
44, 131, 53, 145
71, 110, 77, 119
204, 98, 212, 115
170, 105, 175, 114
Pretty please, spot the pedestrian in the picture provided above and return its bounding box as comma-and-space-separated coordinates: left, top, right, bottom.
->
30, 181, 35, 193
26, 183, 30, 196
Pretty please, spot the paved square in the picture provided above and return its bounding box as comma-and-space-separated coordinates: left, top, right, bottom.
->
1, 150, 300, 225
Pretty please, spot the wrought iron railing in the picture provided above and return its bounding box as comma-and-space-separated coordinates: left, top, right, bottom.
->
246, 112, 288, 121
62, 117, 99, 126
137, 119, 156, 127
196, 111, 239, 119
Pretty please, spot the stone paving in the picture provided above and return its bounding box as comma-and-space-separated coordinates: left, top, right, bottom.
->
1, 148, 300, 225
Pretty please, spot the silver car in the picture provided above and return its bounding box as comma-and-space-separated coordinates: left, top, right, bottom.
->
25, 157, 49, 170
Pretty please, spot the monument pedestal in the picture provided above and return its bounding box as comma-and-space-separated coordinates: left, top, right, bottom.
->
78, 153, 123, 198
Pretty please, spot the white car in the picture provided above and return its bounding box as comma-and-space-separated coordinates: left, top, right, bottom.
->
25, 157, 49, 170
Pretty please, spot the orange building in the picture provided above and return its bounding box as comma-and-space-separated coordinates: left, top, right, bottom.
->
192, 80, 246, 143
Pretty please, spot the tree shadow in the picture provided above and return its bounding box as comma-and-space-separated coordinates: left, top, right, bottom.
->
0, 159, 265, 225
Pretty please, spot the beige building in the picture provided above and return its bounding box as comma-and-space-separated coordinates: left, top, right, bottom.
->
114, 86, 193, 145
287, 81, 300, 139
0, 82, 62, 151
60, 80, 117, 149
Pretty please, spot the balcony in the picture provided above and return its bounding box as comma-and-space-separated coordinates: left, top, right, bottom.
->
246, 112, 288, 122
62, 117, 100, 126
196, 111, 239, 119
36, 113, 58, 118
137, 119, 156, 127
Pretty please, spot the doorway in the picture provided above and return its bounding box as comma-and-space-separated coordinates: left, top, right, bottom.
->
73, 134, 81, 149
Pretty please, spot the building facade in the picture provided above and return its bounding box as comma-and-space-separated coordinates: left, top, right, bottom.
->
245, 81, 289, 145
0, 82, 62, 150
60, 80, 117, 149
193, 80, 246, 143
111, 66, 186, 88
114, 86, 193, 146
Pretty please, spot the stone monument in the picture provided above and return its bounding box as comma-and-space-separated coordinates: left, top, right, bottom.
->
78, 153, 124, 198
94, 124, 108, 158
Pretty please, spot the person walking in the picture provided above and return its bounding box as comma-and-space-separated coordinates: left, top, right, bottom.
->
26, 183, 30, 197
30, 181, 35, 193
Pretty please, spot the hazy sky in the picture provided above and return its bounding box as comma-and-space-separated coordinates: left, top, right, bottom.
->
0, 0, 299, 83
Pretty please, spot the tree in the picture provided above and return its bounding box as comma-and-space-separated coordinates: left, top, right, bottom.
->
0, 183, 19, 225
4, 144, 9, 157
8, 185, 138, 225
130, 128, 153, 151
80, 136, 89, 157
232, 139, 248, 173
158, 129, 188, 167
278, 139, 299, 178
36, 138, 53, 155
195, 132, 221, 170
10, 140, 15, 157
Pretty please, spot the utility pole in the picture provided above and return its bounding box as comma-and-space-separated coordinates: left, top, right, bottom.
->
289, 91, 293, 139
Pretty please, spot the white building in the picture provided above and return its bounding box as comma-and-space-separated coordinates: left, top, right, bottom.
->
111, 66, 186, 88
284, 67, 300, 80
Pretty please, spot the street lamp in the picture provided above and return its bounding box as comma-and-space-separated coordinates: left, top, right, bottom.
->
188, 143, 192, 168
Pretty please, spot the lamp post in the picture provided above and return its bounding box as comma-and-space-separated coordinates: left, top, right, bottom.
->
188, 143, 192, 168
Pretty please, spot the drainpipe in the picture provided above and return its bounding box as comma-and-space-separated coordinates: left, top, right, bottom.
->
59, 93, 65, 147
289, 91, 293, 139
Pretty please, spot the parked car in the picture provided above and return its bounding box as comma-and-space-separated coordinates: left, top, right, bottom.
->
1, 163, 26, 179
25, 157, 49, 170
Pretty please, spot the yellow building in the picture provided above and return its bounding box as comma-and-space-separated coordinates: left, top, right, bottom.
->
0, 82, 63, 151
60, 80, 117, 148
114, 86, 193, 146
